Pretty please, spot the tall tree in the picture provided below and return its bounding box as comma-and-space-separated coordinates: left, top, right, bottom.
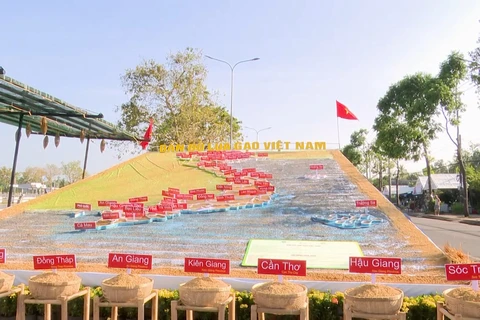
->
61, 161, 83, 185
374, 73, 441, 198
468, 25, 480, 99
116, 48, 241, 155
18, 166, 46, 184
44, 164, 61, 188
341, 129, 369, 175
437, 52, 469, 216
0, 166, 12, 192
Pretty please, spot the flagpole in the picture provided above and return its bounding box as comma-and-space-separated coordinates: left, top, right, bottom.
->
337, 116, 341, 149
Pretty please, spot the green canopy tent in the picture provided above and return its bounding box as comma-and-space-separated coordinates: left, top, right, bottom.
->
0, 74, 146, 207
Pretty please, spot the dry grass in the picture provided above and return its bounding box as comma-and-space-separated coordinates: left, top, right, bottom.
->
443, 242, 473, 264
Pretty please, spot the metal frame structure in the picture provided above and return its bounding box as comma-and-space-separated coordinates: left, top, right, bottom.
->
0, 75, 145, 207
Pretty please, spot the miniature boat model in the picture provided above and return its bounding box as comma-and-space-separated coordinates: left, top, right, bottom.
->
311, 212, 384, 229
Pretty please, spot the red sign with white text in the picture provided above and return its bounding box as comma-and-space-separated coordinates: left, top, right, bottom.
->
176, 194, 194, 200
184, 257, 230, 274
108, 253, 152, 270
74, 222, 96, 230
257, 153, 269, 157
217, 194, 235, 201
0, 249, 5, 263
102, 211, 120, 220
75, 203, 91, 210
33, 254, 76, 269
309, 164, 324, 170
98, 200, 117, 207
129, 196, 148, 203
197, 193, 215, 200
189, 188, 207, 195
355, 200, 377, 207
257, 259, 307, 276
445, 263, 480, 281
168, 187, 180, 194
349, 257, 402, 274
216, 184, 233, 191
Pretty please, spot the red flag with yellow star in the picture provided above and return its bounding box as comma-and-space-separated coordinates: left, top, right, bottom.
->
336, 100, 358, 120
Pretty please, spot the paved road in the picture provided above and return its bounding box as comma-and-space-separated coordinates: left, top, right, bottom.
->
409, 216, 480, 261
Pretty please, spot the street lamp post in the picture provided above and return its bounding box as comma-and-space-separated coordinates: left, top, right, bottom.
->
205, 55, 260, 149
244, 126, 272, 143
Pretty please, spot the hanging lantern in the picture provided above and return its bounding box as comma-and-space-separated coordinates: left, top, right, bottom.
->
55, 132, 60, 148
80, 129, 85, 144
43, 136, 49, 149
26, 123, 32, 138
100, 139, 106, 153
40, 117, 48, 135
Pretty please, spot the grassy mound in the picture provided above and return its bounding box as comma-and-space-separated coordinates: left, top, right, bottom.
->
24, 152, 225, 211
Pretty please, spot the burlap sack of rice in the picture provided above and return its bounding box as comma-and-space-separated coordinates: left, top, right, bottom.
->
252, 281, 307, 310
179, 277, 231, 307
344, 284, 404, 315
0, 271, 15, 293
101, 273, 153, 303
28, 272, 81, 299
444, 287, 480, 318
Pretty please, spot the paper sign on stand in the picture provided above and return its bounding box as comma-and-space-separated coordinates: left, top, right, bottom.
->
184, 257, 230, 277
0, 248, 6, 264
108, 253, 153, 274
257, 258, 307, 282
445, 263, 480, 291
33, 254, 77, 273
349, 256, 402, 283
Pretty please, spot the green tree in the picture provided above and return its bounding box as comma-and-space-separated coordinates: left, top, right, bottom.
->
437, 51, 469, 216
44, 164, 61, 188
61, 161, 83, 185
341, 129, 370, 176
116, 48, 241, 154
374, 73, 441, 198
18, 166, 46, 184
0, 166, 12, 192
468, 25, 480, 98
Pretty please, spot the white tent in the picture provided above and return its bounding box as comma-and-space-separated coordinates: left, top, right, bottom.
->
382, 185, 415, 196
413, 174, 460, 194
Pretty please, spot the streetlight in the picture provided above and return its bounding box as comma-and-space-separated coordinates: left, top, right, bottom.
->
244, 126, 272, 143
205, 55, 260, 149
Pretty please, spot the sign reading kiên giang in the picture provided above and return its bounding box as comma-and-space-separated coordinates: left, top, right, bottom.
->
33, 254, 76, 269
108, 253, 152, 270
445, 263, 480, 281
257, 259, 307, 276
349, 257, 402, 274
184, 257, 230, 274
0, 249, 5, 263
355, 200, 377, 207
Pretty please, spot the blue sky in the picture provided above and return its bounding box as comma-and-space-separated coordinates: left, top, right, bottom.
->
2, 0, 480, 175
